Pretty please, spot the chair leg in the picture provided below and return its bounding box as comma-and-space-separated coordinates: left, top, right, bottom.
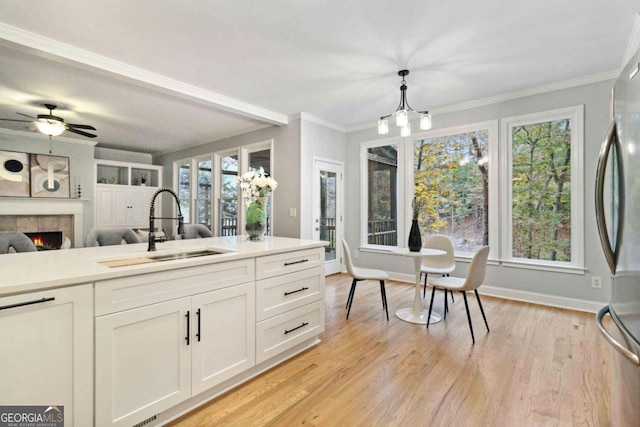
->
426, 285, 436, 329
380, 280, 389, 321
475, 289, 490, 332
346, 278, 357, 319
448, 275, 454, 302
443, 289, 448, 319
423, 272, 428, 298
462, 291, 475, 344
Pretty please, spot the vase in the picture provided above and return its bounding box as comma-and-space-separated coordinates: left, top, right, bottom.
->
408, 219, 422, 252
245, 196, 267, 241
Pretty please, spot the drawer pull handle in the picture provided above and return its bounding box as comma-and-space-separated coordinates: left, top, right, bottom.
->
185, 310, 190, 346
196, 308, 201, 342
0, 297, 55, 311
284, 259, 309, 266
284, 287, 309, 296
284, 322, 309, 335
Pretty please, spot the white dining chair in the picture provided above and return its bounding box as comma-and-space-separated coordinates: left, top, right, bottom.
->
341, 239, 389, 321
420, 235, 456, 301
426, 245, 490, 344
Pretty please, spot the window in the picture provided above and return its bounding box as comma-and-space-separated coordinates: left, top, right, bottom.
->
218, 152, 239, 236
177, 161, 191, 223
501, 106, 584, 268
413, 129, 490, 254
195, 158, 212, 228
362, 141, 402, 247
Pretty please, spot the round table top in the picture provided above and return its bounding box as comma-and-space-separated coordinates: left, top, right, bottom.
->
392, 247, 446, 257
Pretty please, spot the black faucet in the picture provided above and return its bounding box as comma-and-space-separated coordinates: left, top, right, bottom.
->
148, 188, 185, 251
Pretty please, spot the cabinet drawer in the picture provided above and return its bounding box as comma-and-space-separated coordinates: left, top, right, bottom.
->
255, 300, 324, 364
256, 267, 324, 321
256, 247, 324, 280
95, 259, 254, 315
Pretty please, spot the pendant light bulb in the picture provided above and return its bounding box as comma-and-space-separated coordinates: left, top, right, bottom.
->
396, 109, 408, 127
420, 112, 432, 131
377, 118, 389, 135
400, 122, 411, 137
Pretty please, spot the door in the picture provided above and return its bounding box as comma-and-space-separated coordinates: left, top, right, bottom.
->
191, 283, 255, 395
313, 159, 343, 275
95, 298, 192, 427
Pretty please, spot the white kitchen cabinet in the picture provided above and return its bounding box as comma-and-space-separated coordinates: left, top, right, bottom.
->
94, 160, 162, 229
0, 284, 93, 427
95, 263, 255, 427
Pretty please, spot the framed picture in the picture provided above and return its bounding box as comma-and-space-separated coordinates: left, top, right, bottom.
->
30, 154, 70, 198
0, 150, 30, 197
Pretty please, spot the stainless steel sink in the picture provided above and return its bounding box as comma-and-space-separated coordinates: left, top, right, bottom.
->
147, 249, 225, 262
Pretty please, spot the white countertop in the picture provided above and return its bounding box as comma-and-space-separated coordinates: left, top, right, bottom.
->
0, 236, 327, 296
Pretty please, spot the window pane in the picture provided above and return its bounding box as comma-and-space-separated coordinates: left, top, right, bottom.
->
511, 119, 571, 261
367, 145, 398, 246
220, 155, 238, 236
197, 160, 212, 199
319, 170, 337, 261
178, 163, 190, 223
414, 131, 489, 252
249, 149, 271, 175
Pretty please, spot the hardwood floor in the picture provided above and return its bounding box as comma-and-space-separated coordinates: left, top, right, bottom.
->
168, 274, 611, 426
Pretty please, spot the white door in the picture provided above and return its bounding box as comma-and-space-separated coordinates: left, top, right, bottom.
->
313, 159, 343, 275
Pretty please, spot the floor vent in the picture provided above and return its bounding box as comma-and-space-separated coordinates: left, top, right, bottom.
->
132, 414, 157, 427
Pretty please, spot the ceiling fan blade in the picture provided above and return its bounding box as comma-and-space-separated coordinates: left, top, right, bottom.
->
16, 112, 35, 119
67, 123, 97, 130
65, 128, 97, 138
0, 118, 32, 123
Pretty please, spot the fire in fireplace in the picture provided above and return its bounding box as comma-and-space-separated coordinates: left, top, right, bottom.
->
25, 231, 63, 251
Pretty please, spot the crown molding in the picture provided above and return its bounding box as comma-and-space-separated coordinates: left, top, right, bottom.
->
294, 112, 346, 133
0, 23, 288, 126
346, 69, 619, 133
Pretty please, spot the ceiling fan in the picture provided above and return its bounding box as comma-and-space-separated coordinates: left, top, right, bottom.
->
0, 103, 97, 138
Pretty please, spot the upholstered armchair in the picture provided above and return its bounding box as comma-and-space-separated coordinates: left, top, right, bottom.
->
0, 232, 37, 254
85, 227, 142, 247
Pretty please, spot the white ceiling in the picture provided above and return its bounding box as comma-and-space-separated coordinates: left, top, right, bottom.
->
0, 1, 639, 155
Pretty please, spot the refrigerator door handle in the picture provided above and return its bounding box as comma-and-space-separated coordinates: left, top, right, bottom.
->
595, 118, 623, 275
596, 305, 640, 366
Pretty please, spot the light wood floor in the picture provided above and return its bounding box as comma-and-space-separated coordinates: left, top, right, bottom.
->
168, 274, 611, 427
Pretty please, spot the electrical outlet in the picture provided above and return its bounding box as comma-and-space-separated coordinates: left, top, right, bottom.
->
592, 276, 602, 289
289, 208, 296, 217
353, 251, 359, 259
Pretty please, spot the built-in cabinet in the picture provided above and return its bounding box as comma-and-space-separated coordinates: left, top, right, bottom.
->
0, 284, 94, 427
94, 160, 162, 228
94, 260, 255, 427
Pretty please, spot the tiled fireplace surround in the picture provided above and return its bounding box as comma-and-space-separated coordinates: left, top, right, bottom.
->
0, 199, 84, 248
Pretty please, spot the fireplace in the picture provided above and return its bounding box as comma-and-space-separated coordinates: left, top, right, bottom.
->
25, 231, 64, 250
0, 199, 84, 247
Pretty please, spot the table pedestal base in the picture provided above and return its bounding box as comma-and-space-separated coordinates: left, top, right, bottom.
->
395, 307, 442, 325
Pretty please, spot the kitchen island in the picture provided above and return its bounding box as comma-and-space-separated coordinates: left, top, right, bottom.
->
0, 236, 326, 427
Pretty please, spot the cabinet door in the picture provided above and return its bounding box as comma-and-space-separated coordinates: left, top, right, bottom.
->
95, 298, 191, 427
191, 283, 255, 396
0, 285, 93, 427
95, 186, 129, 227
129, 187, 154, 228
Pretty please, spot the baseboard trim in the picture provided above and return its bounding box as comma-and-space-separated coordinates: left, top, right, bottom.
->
384, 272, 603, 313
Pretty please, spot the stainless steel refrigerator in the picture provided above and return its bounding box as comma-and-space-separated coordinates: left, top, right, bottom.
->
595, 47, 640, 424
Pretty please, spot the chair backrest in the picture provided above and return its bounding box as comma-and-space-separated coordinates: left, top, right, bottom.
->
0, 232, 37, 254
461, 246, 490, 291
341, 239, 357, 276
182, 224, 213, 239
85, 227, 142, 247
422, 235, 455, 270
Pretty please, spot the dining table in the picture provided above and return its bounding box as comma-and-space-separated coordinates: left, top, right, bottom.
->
393, 247, 447, 324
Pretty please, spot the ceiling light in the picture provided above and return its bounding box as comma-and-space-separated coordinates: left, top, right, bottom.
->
378, 70, 432, 137
35, 117, 65, 137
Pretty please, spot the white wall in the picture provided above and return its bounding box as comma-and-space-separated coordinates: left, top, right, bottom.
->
300, 115, 347, 239
345, 79, 615, 309
155, 119, 303, 238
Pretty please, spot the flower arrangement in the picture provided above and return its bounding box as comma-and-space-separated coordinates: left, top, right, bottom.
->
237, 167, 278, 204
237, 167, 277, 240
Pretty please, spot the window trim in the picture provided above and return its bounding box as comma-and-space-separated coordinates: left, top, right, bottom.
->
214, 147, 240, 237
500, 105, 584, 269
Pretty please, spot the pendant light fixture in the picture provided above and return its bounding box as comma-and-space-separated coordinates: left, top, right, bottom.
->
377, 70, 432, 137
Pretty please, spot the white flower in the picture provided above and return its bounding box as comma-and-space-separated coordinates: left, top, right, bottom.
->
236, 167, 277, 204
